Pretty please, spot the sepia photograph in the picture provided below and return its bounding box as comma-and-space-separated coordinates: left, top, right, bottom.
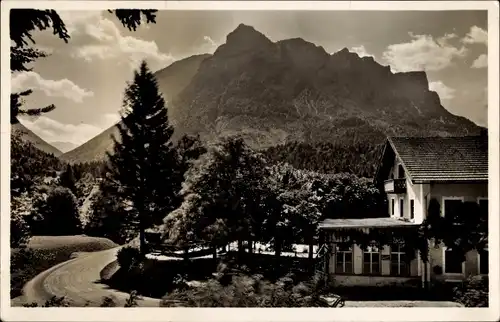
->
1, 1, 499, 321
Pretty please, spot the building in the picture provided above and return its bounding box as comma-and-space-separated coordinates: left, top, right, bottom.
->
317, 135, 488, 287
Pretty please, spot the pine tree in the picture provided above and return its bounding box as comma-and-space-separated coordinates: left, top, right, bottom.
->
60, 164, 77, 195
105, 61, 178, 254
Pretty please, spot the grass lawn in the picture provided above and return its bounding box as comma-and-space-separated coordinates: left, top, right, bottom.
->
11, 235, 118, 299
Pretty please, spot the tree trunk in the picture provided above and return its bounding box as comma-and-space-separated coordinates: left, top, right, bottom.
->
275, 241, 282, 259
238, 240, 244, 253
138, 204, 146, 255
309, 242, 314, 260
212, 247, 217, 259
248, 240, 253, 254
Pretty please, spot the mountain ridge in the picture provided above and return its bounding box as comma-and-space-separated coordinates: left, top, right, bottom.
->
60, 24, 483, 164
12, 122, 63, 156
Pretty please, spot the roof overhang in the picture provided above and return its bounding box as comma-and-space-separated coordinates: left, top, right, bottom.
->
319, 217, 419, 230
413, 178, 489, 184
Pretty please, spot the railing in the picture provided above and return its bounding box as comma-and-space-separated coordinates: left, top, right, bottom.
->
384, 178, 406, 194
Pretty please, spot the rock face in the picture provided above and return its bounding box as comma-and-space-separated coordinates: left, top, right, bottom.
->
61, 24, 482, 163
170, 24, 480, 148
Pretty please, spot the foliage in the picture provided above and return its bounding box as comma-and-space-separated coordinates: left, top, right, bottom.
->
11, 132, 63, 246
59, 164, 78, 195
34, 187, 81, 235
161, 273, 330, 307
23, 296, 71, 307
109, 9, 157, 31
10, 199, 31, 248
453, 276, 489, 307
10, 131, 62, 196
85, 178, 132, 244
264, 141, 384, 177
124, 290, 141, 307
104, 61, 178, 254
116, 246, 143, 271
99, 296, 118, 307
175, 134, 208, 183
420, 198, 488, 260
163, 137, 270, 252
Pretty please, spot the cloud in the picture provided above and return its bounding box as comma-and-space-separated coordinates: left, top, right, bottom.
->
201, 35, 219, 54
11, 72, 93, 103
349, 45, 374, 58
429, 81, 456, 101
382, 32, 468, 72
462, 26, 488, 45
19, 116, 106, 146
471, 54, 487, 68
203, 36, 217, 47
65, 12, 174, 71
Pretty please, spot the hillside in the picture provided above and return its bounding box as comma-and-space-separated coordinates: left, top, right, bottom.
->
49, 141, 78, 153
60, 54, 210, 164
60, 24, 482, 164
12, 122, 62, 156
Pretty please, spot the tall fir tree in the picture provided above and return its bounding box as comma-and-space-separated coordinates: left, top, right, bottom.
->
60, 164, 77, 195
104, 61, 178, 254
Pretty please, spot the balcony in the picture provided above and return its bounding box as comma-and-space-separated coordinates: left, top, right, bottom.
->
384, 178, 406, 194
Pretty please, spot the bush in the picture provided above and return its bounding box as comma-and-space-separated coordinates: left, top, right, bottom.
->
453, 276, 489, 307
161, 274, 329, 307
23, 296, 71, 307
116, 246, 143, 271
35, 187, 81, 235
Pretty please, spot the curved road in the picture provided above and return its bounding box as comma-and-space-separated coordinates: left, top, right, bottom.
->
14, 247, 161, 307
13, 247, 463, 308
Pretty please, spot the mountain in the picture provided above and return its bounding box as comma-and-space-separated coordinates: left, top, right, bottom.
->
61, 24, 482, 163
12, 122, 63, 156
49, 141, 79, 153
170, 24, 481, 148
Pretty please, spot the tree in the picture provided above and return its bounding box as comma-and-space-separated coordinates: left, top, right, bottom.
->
85, 180, 131, 244
36, 187, 81, 235
60, 164, 77, 195
104, 61, 178, 254
163, 137, 268, 258
10, 9, 158, 123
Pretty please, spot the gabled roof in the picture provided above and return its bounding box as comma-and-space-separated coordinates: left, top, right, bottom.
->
375, 135, 488, 184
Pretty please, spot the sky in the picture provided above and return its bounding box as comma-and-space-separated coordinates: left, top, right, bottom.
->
12, 10, 488, 151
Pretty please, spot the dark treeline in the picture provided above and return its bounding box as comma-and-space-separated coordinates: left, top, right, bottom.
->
263, 141, 385, 178
11, 132, 63, 197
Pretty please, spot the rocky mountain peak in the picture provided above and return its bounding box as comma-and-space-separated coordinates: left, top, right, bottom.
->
221, 23, 274, 53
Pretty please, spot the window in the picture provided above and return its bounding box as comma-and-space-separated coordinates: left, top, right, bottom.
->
410, 199, 414, 219
398, 164, 405, 179
391, 199, 395, 216
443, 198, 464, 224
335, 245, 353, 274
479, 249, 488, 275
363, 245, 380, 274
400, 199, 404, 217
444, 248, 464, 274
391, 244, 410, 276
